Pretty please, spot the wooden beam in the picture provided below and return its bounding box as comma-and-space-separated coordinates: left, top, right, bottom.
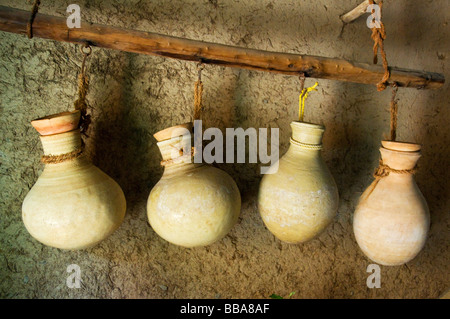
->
0, 5, 444, 89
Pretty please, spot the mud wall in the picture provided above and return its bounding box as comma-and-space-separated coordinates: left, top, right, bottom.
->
0, 0, 448, 298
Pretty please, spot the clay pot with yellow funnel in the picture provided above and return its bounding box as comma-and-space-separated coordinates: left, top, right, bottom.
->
258, 121, 339, 243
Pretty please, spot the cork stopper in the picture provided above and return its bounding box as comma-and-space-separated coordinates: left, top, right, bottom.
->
31, 110, 80, 136
381, 141, 421, 152
153, 122, 193, 142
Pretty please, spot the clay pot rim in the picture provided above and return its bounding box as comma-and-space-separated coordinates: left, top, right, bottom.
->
381, 140, 421, 152
39, 128, 81, 139
153, 122, 193, 142
32, 110, 80, 122
291, 121, 325, 131
31, 110, 81, 136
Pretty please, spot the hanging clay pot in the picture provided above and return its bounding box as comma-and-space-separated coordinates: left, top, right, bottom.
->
22, 110, 126, 250
147, 123, 241, 247
353, 141, 429, 266
258, 121, 339, 243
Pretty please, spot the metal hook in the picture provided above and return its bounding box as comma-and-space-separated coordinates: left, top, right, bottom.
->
197, 63, 204, 82
299, 72, 306, 95
80, 43, 92, 56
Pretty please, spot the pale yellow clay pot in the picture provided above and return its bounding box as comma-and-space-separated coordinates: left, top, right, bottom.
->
22, 111, 126, 250
258, 121, 339, 243
353, 141, 430, 266
147, 123, 241, 248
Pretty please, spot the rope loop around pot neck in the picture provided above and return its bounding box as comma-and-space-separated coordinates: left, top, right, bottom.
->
41, 145, 84, 164
364, 158, 417, 199
374, 159, 417, 179
289, 138, 323, 150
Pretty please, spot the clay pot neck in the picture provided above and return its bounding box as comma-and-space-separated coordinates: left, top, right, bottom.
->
379, 141, 421, 171
154, 123, 194, 160
289, 121, 325, 154
155, 126, 203, 176
157, 134, 193, 162
40, 130, 82, 156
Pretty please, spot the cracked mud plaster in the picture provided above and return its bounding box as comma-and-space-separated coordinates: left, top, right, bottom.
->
0, 0, 449, 298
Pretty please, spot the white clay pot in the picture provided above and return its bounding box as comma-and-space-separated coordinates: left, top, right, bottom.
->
258, 121, 339, 243
353, 141, 430, 266
147, 123, 241, 247
22, 110, 126, 250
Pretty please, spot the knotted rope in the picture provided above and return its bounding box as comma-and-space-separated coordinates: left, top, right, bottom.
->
298, 73, 319, 122
389, 83, 399, 141
374, 159, 417, 179
193, 63, 204, 120
41, 44, 93, 164
73, 43, 92, 134
369, 0, 390, 91
364, 158, 417, 199
365, 84, 405, 197
27, 0, 41, 39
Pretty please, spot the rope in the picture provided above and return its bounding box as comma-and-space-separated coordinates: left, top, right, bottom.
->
298, 74, 305, 122
369, 0, 390, 91
41, 146, 84, 164
193, 63, 204, 120
298, 81, 318, 122
290, 138, 323, 150
364, 158, 417, 198
389, 83, 399, 141
27, 0, 41, 39
374, 159, 417, 178
73, 43, 92, 134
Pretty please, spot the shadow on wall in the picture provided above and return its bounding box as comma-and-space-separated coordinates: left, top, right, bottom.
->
412, 86, 450, 265
88, 52, 162, 210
